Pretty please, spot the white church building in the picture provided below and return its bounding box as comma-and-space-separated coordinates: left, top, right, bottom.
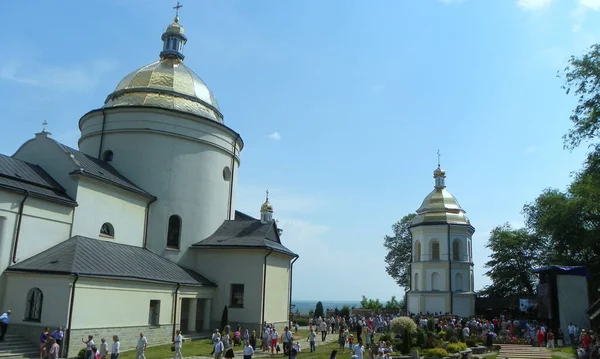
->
0, 13, 297, 356
406, 165, 475, 318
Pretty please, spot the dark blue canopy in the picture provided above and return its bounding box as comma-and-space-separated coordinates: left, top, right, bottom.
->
533, 265, 590, 278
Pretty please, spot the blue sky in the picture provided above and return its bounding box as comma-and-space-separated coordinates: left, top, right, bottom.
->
1, 0, 598, 301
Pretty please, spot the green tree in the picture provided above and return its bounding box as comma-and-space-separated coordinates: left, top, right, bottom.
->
560, 44, 600, 149
314, 301, 324, 318
383, 213, 417, 289
339, 305, 350, 319
220, 305, 228, 331
360, 295, 383, 311
385, 296, 402, 310
480, 224, 546, 297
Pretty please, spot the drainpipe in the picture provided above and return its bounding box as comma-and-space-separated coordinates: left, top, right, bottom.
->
172, 283, 181, 340
68, 206, 77, 238
142, 198, 158, 249
447, 223, 453, 315
97, 109, 107, 159
65, 273, 80, 358
11, 191, 29, 264
261, 248, 274, 329
227, 134, 240, 220
288, 255, 299, 326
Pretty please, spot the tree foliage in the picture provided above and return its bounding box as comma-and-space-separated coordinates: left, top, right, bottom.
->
560, 44, 600, 149
480, 224, 546, 297
220, 305, 228, 331
383, 213, 417, 289
360, 295, 383, 311
385, 295, 402, 310
314, 301, 324, 318
390, 316, 417, 335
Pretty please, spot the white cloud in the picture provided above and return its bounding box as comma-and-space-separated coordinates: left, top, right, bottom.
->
524, 145, 538, 154
267, 132, 281, 141
571, 0, 600, 33
516, 0, 552, 11
0, 58, 118, 92
580, 0, 600, 11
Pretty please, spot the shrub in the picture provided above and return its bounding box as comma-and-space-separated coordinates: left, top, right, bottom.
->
401, 328, 412, 354
220, 305, 228, 332
379, 333, 393, 343
465, 338, 477, 347
446, 342, 467, 353
425, 347, 449, 358
444, 327, 456, 341
393, 341, 403, 352
294, 318, 308, 326
448, 336, 458, 343
77, 349, 86, 359
458, 327, 464, 342
423, 332, 443, 349
427, 319, 435, 332
391, 317, 417, 335
437, 330, 446, 340
416, 328, 425, 347
470, 334, 485, 345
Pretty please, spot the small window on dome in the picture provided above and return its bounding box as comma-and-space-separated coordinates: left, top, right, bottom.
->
172, 39, 178, 50
223, 166, 232, 181
102, 150, 113, 162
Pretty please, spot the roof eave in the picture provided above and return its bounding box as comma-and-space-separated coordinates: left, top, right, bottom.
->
0, 183, 77, 206
70, 170, 156, 199
191, 244, 296, 257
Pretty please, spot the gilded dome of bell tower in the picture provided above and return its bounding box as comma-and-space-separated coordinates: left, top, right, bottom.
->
103, 5, 223, 123
411, 154, 471, 227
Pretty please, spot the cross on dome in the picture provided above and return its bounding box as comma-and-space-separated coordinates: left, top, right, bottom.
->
173, 1, 183, 18
42, 121, 48, 132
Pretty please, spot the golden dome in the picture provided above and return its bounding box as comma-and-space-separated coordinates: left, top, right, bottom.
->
103, 58, 223, 123
166, 16, 185, 35
411, 188, 470, 226
261, 200, 273, 213
434, 167, 446, 177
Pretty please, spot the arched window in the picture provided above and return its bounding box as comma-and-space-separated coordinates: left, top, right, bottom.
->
453, 239, 461, 261
100, 222, 114, 238
167, 215, 182, 249
467, 241, 471, 261
414, 241, 421, 262
455, 273, 463, 291
431, 240, 440, 260
102, 150, 113, 162
431, 272, 440, 291
25, 288, 43, 322
414, 273, 420, 291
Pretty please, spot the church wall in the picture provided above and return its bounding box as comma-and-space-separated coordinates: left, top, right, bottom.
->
264, 252, 291, 328
70, 178, 147, 246
78, 108, 242, 264
12, 133, 80, 198
1, 272, 71, 346
194, 249, 264, 330
452, 295, 474, 317
0, 191, 73, 274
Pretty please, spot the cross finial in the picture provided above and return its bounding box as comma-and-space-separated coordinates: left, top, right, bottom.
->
437, 149, 441, 168
266, 189, 269, 201
42, 120, 48, 132
173, 1, 183, 18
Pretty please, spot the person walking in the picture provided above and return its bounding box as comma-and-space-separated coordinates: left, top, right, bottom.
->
0, 310, 11, 342
214, 338, 225, 359
110, 336, 120, 359
173, 330, 184, 359
243, 340, 254, 359
82, 335, 95, 359
136, 333, 147, 359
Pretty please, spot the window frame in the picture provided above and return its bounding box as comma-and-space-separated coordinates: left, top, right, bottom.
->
452, 239, 460, 261
166, 215, 182, 249
100, 222, 115, 238
149, 300, 160, 327
431, 240, 440, 260
229, 284, 245, 308
24, 288, 43, 322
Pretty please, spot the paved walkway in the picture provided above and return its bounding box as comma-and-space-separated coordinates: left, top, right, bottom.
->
497, 343, 553, 359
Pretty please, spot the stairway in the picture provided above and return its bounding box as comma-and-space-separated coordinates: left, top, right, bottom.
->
0, 333, 40, 358
497, 343, 553, 359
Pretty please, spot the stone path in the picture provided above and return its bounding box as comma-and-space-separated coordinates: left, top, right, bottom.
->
497, 344, 553, 359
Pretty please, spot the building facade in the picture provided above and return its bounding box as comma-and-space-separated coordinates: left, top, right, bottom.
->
406, 166, 475, 317
0, 13, 297, 357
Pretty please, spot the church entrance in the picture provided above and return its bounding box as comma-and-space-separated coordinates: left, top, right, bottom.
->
180, 298, 211, 333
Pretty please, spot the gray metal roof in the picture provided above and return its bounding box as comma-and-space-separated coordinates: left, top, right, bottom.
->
0, 154, 75, 205
8, 236, 215, 286
53, 142, 153, 198
193, 220, 296, 256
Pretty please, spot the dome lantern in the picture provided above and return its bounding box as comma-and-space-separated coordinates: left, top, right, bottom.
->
260, 190, 274, 224
160, 2, 187, 60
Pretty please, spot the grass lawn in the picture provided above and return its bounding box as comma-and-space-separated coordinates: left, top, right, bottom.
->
118, 339, 215, 359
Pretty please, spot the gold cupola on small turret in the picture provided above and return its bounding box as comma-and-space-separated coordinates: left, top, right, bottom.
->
260, 190, 274, 224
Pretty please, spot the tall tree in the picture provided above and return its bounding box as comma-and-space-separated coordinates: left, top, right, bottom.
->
561, 44, 600, 149
480, 224, 547, 297
383, 213, 417, 289
314, 301, 324, 318
360, 295, 383, 311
